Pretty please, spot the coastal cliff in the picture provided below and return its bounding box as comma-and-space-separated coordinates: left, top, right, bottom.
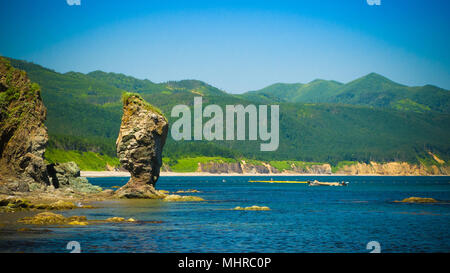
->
195, 161, 333, 174
163, 158, 448, 176
0, 57, 49, 191
115, 93, 169, 198
0, 57, 101, 196
335, 161, 449, 176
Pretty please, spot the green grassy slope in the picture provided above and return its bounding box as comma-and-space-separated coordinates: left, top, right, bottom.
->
45, 148, 120, 171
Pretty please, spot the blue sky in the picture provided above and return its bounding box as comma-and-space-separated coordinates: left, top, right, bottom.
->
0, 0, 449, 92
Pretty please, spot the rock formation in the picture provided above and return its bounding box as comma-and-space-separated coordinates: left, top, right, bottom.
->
286, 163, 332, 174
194, 161, 331, 175
233, 205, 271, 211
335, 161, 449, 176
0, 57, 49, 192
395, 197, 438, 203
115, 93, 168, 198
47, 162, 102, 193
0, 57, 101, 195
169, 159, 447, 176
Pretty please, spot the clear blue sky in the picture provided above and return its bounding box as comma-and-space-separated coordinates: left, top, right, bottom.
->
0, 0, 449, 92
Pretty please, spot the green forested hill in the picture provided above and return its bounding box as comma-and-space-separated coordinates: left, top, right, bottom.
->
240, 80, 343, 103
240, 73, 450, 113
5, 57, 450, 167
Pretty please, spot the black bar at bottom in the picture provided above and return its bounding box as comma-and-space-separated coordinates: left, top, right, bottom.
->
1, 253, 446, 272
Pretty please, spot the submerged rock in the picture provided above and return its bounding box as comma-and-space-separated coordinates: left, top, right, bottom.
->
0, 197, 92, 211
396, 197, 438, 203
105, 217, 136, 223
115, 93, 168, 198
19, 212, 68, 225
176, 189, 201, 193
19, 212, 88, 225
0, 57, 49, 191
44, 200, 78, 210
19, 213, 138, 226
233, 205, 271, 211
0, 197, 33, 210
67, 220, 88, 226
163, 194, 205, 202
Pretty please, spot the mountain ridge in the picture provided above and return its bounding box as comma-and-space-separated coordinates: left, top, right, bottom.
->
4, 56, 449, 167
240, 72, 449, 113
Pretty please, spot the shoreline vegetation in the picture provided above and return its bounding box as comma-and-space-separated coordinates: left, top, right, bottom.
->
81, 171, 450, 177
46, 147, 449, 176
76, 154, 449, 176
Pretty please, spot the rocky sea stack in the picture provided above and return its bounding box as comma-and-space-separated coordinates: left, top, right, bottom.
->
0, 57, 49, 191
115, 93, 168, 198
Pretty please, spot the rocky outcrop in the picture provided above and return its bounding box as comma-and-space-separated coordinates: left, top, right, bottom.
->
168, 159, 447, 175
18, 212, 139, 225
115, 93, 168, 198
335, 161, 449, 175
0, 57, 49, 192
162, 195, 205, 202
47, 162, 102, 193
196, 161, 279, 174
233, 205, 271, 211
395, 197, 438, 203
240, 161, 279, 174
194, 161, 331, 174
0, 57, 102, 196
287, 163, 332, 174
197, 162, 243, 174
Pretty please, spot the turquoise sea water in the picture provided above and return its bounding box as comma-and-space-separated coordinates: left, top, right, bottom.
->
0, 176, 449, 253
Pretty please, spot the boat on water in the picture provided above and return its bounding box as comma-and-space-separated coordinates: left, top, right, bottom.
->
248, 180, 308, 184
307, 180, 349, 186
248, 179, 349, 186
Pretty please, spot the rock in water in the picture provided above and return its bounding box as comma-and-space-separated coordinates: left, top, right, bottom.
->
115, 93, 168, 198
47, 162, 103, 193
0, 57, 49, 191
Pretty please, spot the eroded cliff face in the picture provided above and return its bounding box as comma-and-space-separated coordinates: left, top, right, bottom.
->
167, 160, 447, 176
336, 161, 449, 176
286, 163, 332, 174
115, 94, 168, 198
196, 161, 278, 174
197, 162, 243, 174
0, 57, 49, 191
194, 161, 332, 175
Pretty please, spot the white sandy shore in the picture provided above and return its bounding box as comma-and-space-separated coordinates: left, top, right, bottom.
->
80, 171, 394, 178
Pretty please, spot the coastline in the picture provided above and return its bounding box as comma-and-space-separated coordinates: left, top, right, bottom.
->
80, 171, 450, 178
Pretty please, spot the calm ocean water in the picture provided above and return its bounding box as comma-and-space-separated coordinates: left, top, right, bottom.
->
0, 176, 449, 253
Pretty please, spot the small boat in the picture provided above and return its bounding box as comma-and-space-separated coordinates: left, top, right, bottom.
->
307, 180, 349, 186
249, 180, 309, 184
